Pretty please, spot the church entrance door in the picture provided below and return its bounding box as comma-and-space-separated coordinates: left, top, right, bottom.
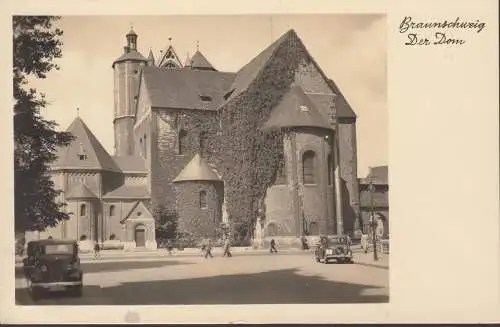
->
134, 225, 146, 247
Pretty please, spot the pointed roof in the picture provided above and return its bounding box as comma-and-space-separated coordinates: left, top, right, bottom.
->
263, 86, 333, 131
225, 30, 294, 102
190, 50, 216, 71
120, 200, 154, 223
147, 49, 155, 66
112, 155, 147, 173
184, 53, 192, 68
66, 183, 97, 200
157, 45, 182, 68
222, 29, 357, 120
173, 154, 221, 183
52, 116, 120, 172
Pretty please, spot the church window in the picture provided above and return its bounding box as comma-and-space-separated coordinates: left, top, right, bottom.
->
275, 145, 286, 185
144, 134, 147, 159
199, 131, 207, 155
327, 153, 333, 185
302, 150, 316, 184
199, 191, 207, 209
109, 205, 115, 217
80, 204, 87, 216
178, 129, 188, 155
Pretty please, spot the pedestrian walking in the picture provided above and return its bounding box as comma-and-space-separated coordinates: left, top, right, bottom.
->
204, 240, 213, 259
93, 242, 100, 259
166, 239, 173, 255
301, 236, 309, 250
223, 238, 232, 257
270, 238, 278, 253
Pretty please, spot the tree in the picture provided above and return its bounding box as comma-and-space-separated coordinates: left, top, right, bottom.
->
153, 205, 179, 241
13, 16, 74, 232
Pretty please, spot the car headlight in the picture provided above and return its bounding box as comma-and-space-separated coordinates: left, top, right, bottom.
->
68, 261, 80, 270
39, 265, 47, 272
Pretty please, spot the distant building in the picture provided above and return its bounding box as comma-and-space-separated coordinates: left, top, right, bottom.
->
359, 166, 389, 238
26, 27, 362, 248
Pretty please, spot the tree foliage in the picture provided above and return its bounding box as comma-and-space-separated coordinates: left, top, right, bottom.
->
13, 16, 74, 232
153, 204, 179, 240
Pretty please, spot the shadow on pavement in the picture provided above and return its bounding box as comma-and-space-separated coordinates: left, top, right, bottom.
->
16, 268, 388, 305
15, 260, 191, 279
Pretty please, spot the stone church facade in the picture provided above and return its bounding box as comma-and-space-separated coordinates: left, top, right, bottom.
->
26, 27, 360, 249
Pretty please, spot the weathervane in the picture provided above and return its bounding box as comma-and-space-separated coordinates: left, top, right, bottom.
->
168, 37, 172, 46
77, 107, 80, 117
196, 40, 199, 51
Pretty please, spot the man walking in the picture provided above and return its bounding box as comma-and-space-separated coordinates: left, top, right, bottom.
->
204, 239, 213, 259
93, 242, 101, 259
270, 238, 278, 253
223, 237, 232, 257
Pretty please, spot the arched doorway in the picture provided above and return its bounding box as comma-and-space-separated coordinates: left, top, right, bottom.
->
134, 224, 146, 247
266, 223, 278, 237
309, 222, 319, 235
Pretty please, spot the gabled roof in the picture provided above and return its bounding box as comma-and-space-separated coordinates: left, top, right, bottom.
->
66, 183, 97, 200
222, 29, 357, 120
52, 117, 120, 172
121, 200, 154, 223
263, 86, 333, 131
112, 155, 147, 173
157, 45, 183, 68
173, 153, 221, 183
225, 30, 292, 102
190, 50, 216, 71
141, 66, 235, 110
103, 184, 150, 199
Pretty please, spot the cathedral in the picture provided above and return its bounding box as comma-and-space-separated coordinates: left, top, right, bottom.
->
26, 27, 360, 249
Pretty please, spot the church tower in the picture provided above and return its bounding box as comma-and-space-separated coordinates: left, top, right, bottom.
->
112, 27, 148, 156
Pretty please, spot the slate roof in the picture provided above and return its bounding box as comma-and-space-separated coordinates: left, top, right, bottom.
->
173, 153, 221, 183
112, 155, 147, 173
103, 185, 150, 199
141, 66, 235, 110
263, 86, 333, 131
327, 79, 357, 119
360, 166, 388, 185
52, 117, 120, 172
66, 183, 97, 200
112, 50, 147, 68
190, 50, 216, 71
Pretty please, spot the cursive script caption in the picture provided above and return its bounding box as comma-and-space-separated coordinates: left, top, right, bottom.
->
399, 16, 486, 46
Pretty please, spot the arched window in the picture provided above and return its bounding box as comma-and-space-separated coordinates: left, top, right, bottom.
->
178, 129, 187, 155
109, 205, 115, 217
143, 134, 147, 159
266, 223, 278, 237
199, 131, 207, 155
309, 222, 319, 235
199, 191, 207, 209
302, 150, 316, 184
80, 204, 86, 216
327, 153, 333, 185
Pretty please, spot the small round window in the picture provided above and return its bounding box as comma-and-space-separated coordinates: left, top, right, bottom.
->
137, 212, 142, 216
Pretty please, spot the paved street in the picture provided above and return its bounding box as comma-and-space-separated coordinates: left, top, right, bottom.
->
15, 251, 389, 305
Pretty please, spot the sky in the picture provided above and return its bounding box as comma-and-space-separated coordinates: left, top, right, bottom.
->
32, 14, 387, 177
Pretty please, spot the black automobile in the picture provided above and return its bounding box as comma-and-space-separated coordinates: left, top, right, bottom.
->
314, 235, 354, 264
23, 239, 83, 299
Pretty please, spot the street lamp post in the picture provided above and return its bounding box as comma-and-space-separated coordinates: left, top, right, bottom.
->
367, 177, 378, 261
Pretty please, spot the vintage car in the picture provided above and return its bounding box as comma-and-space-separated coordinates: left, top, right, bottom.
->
314, 235, 354, 264
23, 239, 83, 299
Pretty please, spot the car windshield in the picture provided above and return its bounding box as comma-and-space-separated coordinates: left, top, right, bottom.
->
43, 244, 74, 255
327, 237, 346, 245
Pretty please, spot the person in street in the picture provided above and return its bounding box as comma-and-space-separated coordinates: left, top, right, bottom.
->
301, 236, 309, 250
270, 238, 278, 253
204, 240, 213, 259
166, 239, 173, 255
223, 237, 232, 257
93, 242, 100, 259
